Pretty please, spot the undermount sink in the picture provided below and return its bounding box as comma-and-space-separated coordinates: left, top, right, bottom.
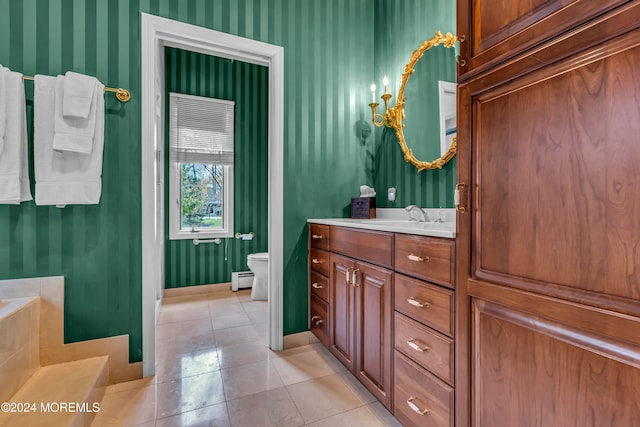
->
355, 219, 450, 229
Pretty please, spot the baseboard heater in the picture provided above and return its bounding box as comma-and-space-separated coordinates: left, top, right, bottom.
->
231, 271, 254, 291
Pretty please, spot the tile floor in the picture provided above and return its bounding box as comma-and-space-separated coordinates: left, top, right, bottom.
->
91, 289, 403, 426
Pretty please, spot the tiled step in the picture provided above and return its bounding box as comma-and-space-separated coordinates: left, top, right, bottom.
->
0, 356, 108, 427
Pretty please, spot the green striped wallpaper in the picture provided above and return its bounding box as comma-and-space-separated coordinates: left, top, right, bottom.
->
0, 0, 376, 361
373, 0, 457, 208
164, 47, 268, 288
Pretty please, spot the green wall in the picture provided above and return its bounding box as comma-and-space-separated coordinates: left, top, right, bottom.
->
164, 47, 268, 288
372, 0, 457, 208
0, 0, 375, 361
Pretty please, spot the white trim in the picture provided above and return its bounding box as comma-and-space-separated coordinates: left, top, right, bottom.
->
141, 13, 284, 376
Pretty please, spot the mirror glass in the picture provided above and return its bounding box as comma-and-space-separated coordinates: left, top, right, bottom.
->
393, 33, 458, 171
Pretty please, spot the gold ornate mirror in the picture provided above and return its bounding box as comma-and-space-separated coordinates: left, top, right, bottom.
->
393, 31, 462, 172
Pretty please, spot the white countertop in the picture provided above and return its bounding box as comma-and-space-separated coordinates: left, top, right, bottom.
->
308, 209, 456, 239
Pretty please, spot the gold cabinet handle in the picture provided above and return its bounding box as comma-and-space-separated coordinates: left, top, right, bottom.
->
311, 234, 323, 239
455, 182, 466, 213
315, 319, 323, 326
407, 297, 430, 308
407, 338, 430, 352
311, 258, 323, 264
408, 254, 429, 263
310, 315, 323, 326
345, 267, 353, 287
407, 397, 431, 415
311, 315, 320, 322
351, 268, 360, 287
312, 282, 324, 289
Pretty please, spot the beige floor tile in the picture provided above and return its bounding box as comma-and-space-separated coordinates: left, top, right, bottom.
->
164, 294, 210, 305
158, 304, 211, 325
306, 404, 395, 427
366, 402, 404, 427
214, 325, 260, 348
336, 371, 377, 404
221, 360, 284, 400
240, 300, 267, 313
207, 293, 241, 304
226, 387, 304, 427
217, 342, 272, 369
155, 402, 230, 427
246, 309, 267, 324
92, 383, 157, 426
210, 313, 252, 330
156, 371, 226, 419
156, 348, 220, 383
286, 374, 364, 424
234, 290, 253, 302
156, 332, 217, 355
156, 319, 213, 341
104, 376, 157, 395
270, 346, 340, 385
208, 302, 246, 318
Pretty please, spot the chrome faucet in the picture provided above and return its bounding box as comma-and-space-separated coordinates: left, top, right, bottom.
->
405, 205, 428, 222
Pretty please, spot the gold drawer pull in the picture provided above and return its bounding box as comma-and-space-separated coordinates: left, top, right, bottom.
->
407, 297, 430, 308
312, 282, 324, 289
315, 319, 323, 326
407, 338, 430, 352
350, 268, 360, 287
311, 258, 323, 264
407, 397, 431, 415
311, 234, 324, 239
408, 254, 429, 263
310, 315, 323, 326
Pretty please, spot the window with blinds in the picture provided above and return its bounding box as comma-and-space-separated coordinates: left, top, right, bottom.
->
168, 93, 235, 240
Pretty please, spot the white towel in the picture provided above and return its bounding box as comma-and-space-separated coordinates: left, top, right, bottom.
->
0, 65, 7, 155
0, 70, 32, 204
52, 74, 103, 154
62, 71, 97, 118
34, 75, 104, 207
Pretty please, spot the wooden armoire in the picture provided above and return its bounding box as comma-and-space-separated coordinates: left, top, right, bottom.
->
455, 1, 640, 426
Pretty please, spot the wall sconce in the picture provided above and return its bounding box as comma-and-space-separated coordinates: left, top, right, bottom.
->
369, 76, 396, 128
368, 31, 464, 129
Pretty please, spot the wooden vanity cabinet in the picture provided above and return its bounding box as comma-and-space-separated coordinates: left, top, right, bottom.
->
308, 224, 330, 347
328, 228, 394, 410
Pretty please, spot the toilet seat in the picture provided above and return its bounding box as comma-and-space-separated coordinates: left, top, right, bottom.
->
247, 252, 268, 261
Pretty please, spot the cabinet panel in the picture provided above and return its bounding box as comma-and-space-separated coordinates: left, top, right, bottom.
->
356, 261, 393, 410
309, 223, 330, 250
309, 295, 329, 347
395, 313, 453, 386
394, 351, 454, 427
309, 270, 329, 302
309, 248, 330, 277
472, 296, 640, 426
395, 273, 454, 337
471, 23, 640, 309
395, 234, 453, 287
457, 0, 628, 80
329, 253, 356, 371
330, 226, 393, 268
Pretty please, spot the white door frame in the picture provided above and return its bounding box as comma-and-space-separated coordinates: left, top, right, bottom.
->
141, 13, 284, 376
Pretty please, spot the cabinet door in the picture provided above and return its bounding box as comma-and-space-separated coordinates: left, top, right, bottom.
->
354, 261, 393, 410
457, 7, 640, 427
329, 253, 356, 371
457, 0, 629, 80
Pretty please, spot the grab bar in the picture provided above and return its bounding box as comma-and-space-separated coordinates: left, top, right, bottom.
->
193, 238, 221, 246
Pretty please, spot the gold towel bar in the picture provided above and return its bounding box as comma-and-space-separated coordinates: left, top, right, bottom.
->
21, 75, 131, 103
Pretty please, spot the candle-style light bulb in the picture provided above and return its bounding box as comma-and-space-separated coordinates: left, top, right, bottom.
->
370, 83, 376, 103
383, 75, 389, 94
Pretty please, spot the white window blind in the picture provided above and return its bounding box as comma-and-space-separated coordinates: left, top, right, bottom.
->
169, 92, 235, 165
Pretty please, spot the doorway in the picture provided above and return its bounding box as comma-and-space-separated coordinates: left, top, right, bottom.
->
141, 13, 284, 376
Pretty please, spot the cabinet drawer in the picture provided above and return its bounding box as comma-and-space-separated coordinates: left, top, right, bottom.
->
395, 234, 453, 287
310, 248, 330, 276
310, 295, 329, 347
395, 274, 454, 337
310, 270, 329, 302
394, 351, 453, 427
395, 312, 453, 386
330, 226, 393, 268
309, 223, 330, 251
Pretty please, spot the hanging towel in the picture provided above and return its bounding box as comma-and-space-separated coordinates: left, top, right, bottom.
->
0, 69, 32, 204
62, 71, 97, 118
52, 74, 103, 154
0, 65, 7, 155
34, 75, 105, 207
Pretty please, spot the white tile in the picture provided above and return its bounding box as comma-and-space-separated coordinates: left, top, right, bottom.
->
226, 387, 304, 427
271, 346, 340, 385
221, 360, 283, 400
156, 319, 213, 341
156, 348, 220, 383
217, 342, 271, 369
156, 371, 226, 419
155, 402, 230, 427
213, 325, 260, 348
0, 278, 41, 298
306, 405, 393, 427
210, 313, 252, 330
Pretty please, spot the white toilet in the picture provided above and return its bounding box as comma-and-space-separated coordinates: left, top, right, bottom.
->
247, 252, 268, 300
